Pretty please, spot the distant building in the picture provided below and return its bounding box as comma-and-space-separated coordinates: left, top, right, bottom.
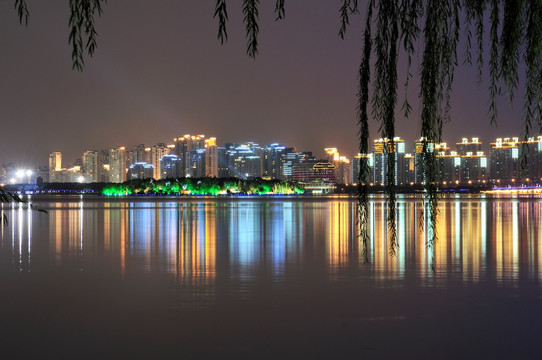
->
150, 143, 169, 180
223, 142, 262, 179
205, 137, 218, 177
82, 150, 99, 183
109, 146, 127, 183
263, 143, 287, 180
372, 137, 407, 185
456, 137, 482, 155
281, 149, 305, 180
128, 162, 154, 180
160, 154, 181, 179
352, 153, 374, 185
49, 152, 62, 183
293, 160, 336, 193
460, 151, 488, 183
187, 149, 206, 178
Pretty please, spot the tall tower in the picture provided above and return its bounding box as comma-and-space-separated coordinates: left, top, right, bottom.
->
205, 137, 218, 177
82, 150, 98, 183
109, 146, 127, 183
49, 152, 62, 183
150, 143, 168, 180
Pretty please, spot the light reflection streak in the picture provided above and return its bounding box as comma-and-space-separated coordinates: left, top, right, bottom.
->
0, 196, 541, 289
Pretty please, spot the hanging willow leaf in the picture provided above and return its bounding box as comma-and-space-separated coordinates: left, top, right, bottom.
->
489, 0, 500, 125
214, 0, 228, 44
275, 0, 285, 20
500, 0, 524, 103
242, 0, 259, 58
68, 0, 106, 71
357, 0, 374, 263
339, 0, 352, 39
372, 0, 400, 255
14, 0, 29, 25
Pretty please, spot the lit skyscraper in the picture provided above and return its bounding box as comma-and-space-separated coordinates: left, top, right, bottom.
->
372, 137, 407, 185
49, 151, 62, 183
82, 150, 98, 183
150, 143, 169, 180
263, 143, 287, 180
109, 146, 127, 183
205, 137, 218, 177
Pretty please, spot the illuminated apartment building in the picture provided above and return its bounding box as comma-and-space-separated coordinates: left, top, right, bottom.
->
204, 137, 218, 177
281, 149, 306, 180
128, 162, 154, 180
352, 153, 374, 185
174, 134, 206, 176
460, 151, 488, 183
263, 143, 287, 180
82, 150, 98, 183
456, 137, 482, 155
133, 144, 147, 163
489, 136, 542, 184
437, 150, 461, 184
222, 142, 263, 179
109, 146, 127, 183
489, 137, 520, 183
324, 148, 353, 185
150, 143, 169, 179
414, 137, 434, 184
48, 151, 62, 182
372, 137, 407, 185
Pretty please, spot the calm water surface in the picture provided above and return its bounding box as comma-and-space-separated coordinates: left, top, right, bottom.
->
1, 195, 541, 358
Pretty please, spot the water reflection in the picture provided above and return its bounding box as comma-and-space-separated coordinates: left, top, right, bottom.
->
2, 196, 542, 289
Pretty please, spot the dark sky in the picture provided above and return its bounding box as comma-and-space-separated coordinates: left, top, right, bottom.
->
0, 1, 525, 167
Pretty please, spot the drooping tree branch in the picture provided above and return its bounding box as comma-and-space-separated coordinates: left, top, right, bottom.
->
357, 0, 374, 263
214, 0, 229, 45
242, 0, 259, 58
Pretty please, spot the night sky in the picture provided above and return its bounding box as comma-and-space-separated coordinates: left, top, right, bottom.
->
0, 1, 525, 166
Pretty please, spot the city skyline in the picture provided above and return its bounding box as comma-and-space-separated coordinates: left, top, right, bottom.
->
3, 131, 541, 170
0, 1, 526, 168
4, 133, 541, 189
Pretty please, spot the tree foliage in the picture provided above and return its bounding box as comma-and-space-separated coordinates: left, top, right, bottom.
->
11, 0, 542, 255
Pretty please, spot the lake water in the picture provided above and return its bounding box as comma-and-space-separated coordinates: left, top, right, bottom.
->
1, 194, 541, 358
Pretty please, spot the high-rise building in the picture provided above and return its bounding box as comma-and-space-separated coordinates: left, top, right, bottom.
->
522, 136, 542, 183
133, 144, 147, 163
414, 137, 435, 184
353, 153, 374, 185
217, 146, 230, 178
109, 146, 127, 183
460, 151, 488, 183
372, 137, 407, 185
49, 152, 62, 183
150, 143, 168, 180
97, 150, 110, 182
263, 143, 287, 180
174, 134, 207, 177
437, 150, 461, 184
187, 149, 206, 178
128, 162, 154, 180
224, 142, 262, 179
281, 148, 303, 180
489, 137, 520, 184
160, 155, 181, 179
324, 147, 353, 185
82, 150, 99, 183
205, 137, 218, 177
456, 137, 482, 155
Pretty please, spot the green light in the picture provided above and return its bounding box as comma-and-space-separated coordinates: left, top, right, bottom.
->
101, 178, 305, 196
